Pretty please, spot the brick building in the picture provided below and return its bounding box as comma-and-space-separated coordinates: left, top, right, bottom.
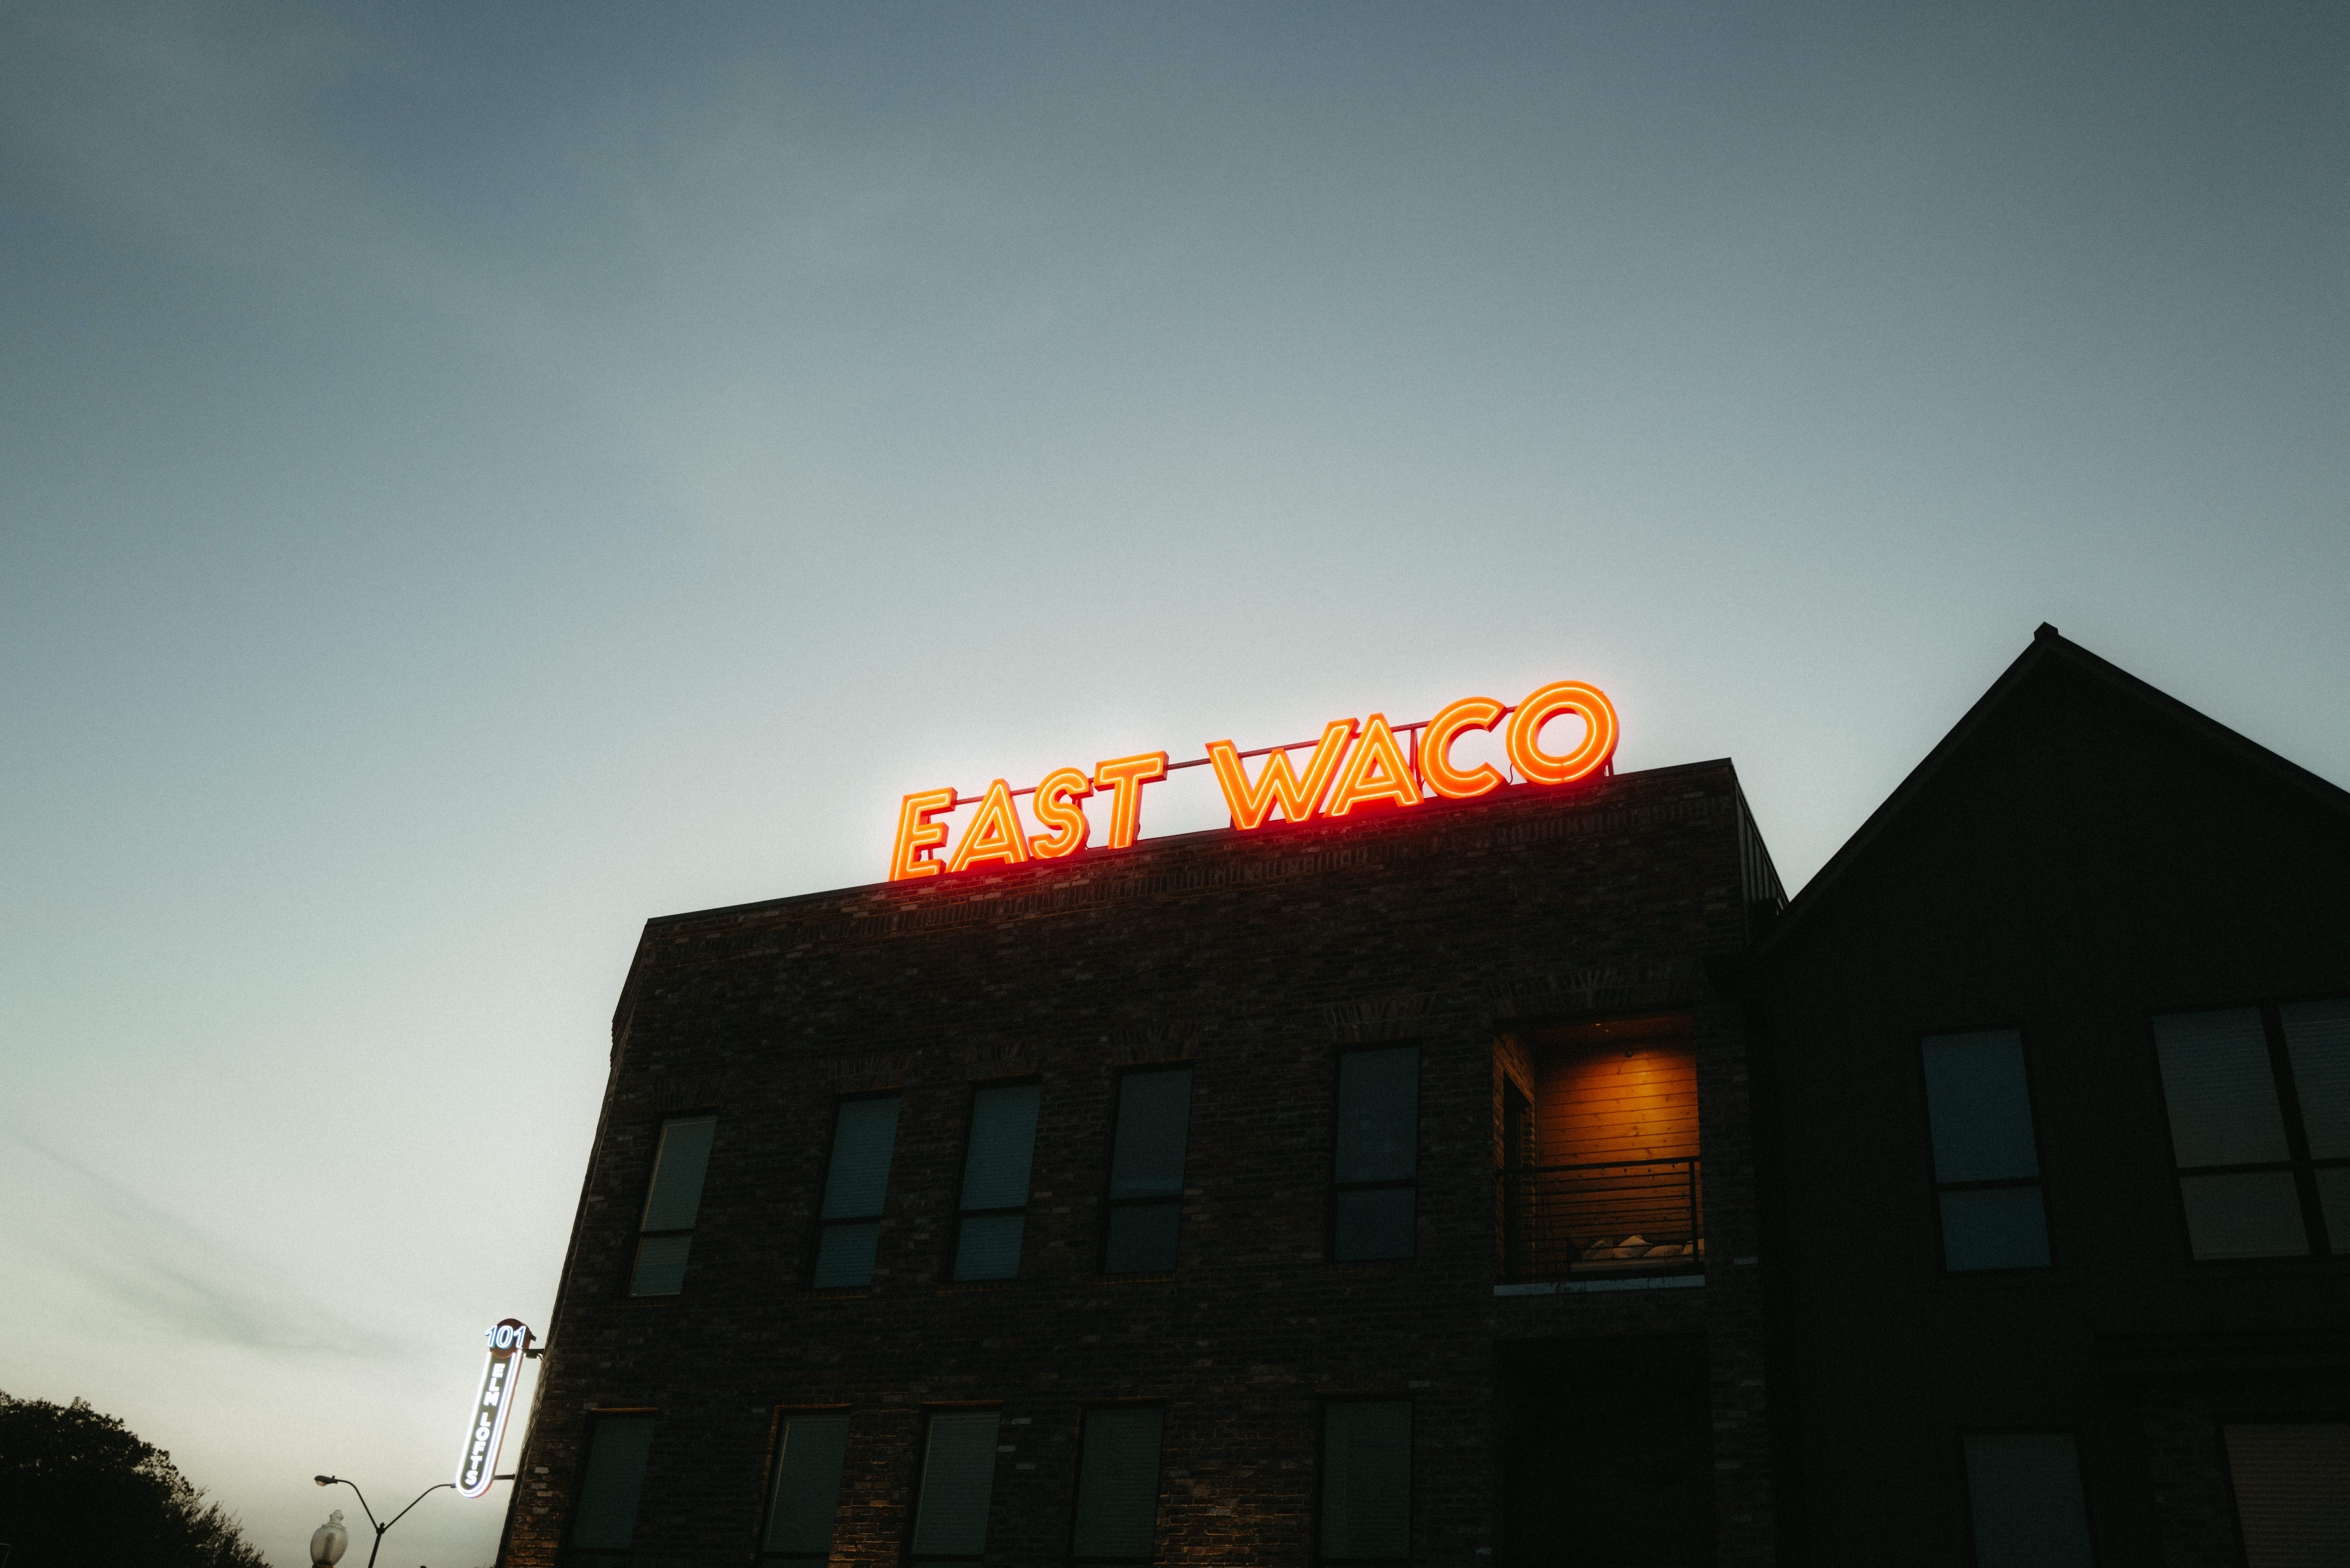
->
496, 748, 1787, 1568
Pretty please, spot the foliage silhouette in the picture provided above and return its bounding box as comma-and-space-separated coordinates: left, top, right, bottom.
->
0, 1392, 267, 1567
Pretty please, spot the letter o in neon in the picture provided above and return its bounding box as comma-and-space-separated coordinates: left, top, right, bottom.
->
1505, 681, 1618, 785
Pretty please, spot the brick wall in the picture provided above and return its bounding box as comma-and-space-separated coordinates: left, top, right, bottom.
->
499, 760, 1775, 1567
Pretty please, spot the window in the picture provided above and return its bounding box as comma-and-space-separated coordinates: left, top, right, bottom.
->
2222, 1423, 2350, 1566
811, 1096, 900, 1288
1920, 1031, 2051, 1271
2154, 998, 2348, 1259
952, 1084, 1040, 1282
1960, 1432, 2093, 1568
1333, 1047, 1418, 1262
1070, 1405, 1166, 1563
631, 1115, 716, 1295
760, 1413, 851, 1563
909, 1409, 1001, 1562
565, 1413, 656, 1565
1103, 1069, 1192, 1274
1318, 1399, 1411, 1563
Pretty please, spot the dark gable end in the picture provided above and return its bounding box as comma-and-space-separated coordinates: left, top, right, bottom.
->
1755, 623, 2350, 977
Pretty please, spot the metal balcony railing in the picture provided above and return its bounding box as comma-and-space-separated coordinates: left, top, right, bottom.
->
1500, 1158, 1703, 1282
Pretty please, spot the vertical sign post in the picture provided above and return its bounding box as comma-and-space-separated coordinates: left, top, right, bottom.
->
456, 1318, 533, 1498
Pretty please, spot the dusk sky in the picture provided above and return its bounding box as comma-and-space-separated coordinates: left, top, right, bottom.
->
3, 4, 2345, 1563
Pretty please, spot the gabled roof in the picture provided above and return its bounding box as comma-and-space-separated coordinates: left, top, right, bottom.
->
1753, 623, 2350, 956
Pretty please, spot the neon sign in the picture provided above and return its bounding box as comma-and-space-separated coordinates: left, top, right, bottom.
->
889, 681, 1617, 882
456, 1318, 532, 1498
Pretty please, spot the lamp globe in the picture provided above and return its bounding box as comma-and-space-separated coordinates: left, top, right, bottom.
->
310, 1507, 350, 1566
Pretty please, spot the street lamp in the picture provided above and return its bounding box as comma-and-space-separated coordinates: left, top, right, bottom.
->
312, 1475, 453, 1568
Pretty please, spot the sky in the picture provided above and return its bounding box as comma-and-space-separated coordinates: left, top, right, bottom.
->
1, 2, 2344, 1563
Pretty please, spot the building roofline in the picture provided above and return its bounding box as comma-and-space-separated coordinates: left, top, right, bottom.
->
1752, 623, 2350, 959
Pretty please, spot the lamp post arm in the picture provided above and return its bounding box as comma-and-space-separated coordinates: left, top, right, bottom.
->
328, 1478, 383, 1537
383, 1481, 455, 1533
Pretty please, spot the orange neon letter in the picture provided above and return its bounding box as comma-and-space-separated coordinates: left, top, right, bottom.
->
889, 787, 956, 881
1092, 752, 1168, 850
1324, 713, 1422, 816
1420, 695, 1506, 799
1205, 719, 1357, 830
946, 778, 1031, 873
1505, 681, 1619, 785
1028, 767, 1093, 859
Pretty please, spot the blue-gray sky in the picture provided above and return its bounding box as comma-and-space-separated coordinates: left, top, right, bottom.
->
3, 4, 2344, 1563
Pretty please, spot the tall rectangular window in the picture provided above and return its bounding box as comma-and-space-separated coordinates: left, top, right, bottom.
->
1318, 1399, 1411, 1563
1103, 1069, 1192, 1275
1961, 1432, 2094, 1568
2223, 1423, 2350, 1567
566, 1413, 656, 1565
2156, 999, 2347, 1259
1920, 1031, 2051, 1271
631, 1115, 716, 1295
760, 1413, 852, 1563
952, 1084, 1040, 1282
1070, 1406, 1166, 1563
1333, 1046, 1418, 1262
910, 1409, 1001, 1562
811, 1096, 900, 1288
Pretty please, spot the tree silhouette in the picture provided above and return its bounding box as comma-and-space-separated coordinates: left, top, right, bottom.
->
0, 1392, 267, 1567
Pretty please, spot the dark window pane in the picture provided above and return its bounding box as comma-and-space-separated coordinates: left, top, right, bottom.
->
821, 1098, 900, 1219
630, 1234, 692, 1296
2222, 1423, 2350, 1567
1104, 1203, 1181, 1275
911, 1410, 1000, 1559
764, 1414, 851, 1558
1110, 1069, 1192, 1199
1940, 1187, 2051, 1271
1335, 1049, 1418, 1184
1071, 1406, 1165, 1561
1920, 1031, 2039, 1183
960, 1085, 1041, 1212
2155, 1009, 2289, 1166
953, 1213, 1026, 1281
1334, 1187, 1415, 1262
811, 1221, 881, 1289
641, 1117, 717, 1232
2180, 1172, 2308, 1259
570, 1415, 656, 1550
2280, 999, 2350, 1160
1961, 1433, 2093, 1568
1319, 1401, 1411, 1561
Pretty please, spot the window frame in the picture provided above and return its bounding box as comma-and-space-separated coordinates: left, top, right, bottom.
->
561, 1408, 660, 1568
1313, 1395, 1415, 1565
947, 1077, 1044, 1284
1066, 1401, 1169, 1565
1098, 1065, 1194, 1278
2149, 994, 2346, 1262
905, 1405, 1005, 1564
1328, 1044, 1422, 1265
1953, 1426, 2098, 1568
754, 1406, 854, 1565
1913, 1024, 2057, 1276
628, 1112, 719, 1298
805, 1091, 902, 1291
